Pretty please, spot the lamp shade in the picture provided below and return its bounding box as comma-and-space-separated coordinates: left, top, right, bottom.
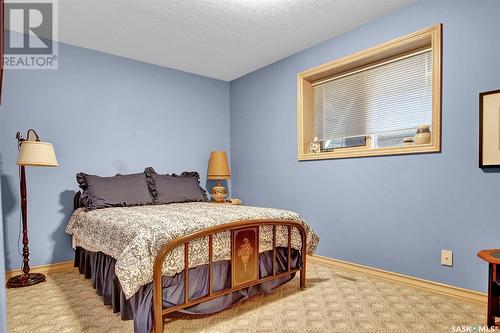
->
17, 141, 59, 167
207, 151, 230, 180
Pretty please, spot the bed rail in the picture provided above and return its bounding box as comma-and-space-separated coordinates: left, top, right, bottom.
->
152, 219, 307, 333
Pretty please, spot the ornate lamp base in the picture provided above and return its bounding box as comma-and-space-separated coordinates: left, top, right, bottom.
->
211, 181, 228, 202
6, 273, 46, 288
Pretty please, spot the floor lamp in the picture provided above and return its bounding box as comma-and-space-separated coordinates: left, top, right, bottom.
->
6, 129, 58, 288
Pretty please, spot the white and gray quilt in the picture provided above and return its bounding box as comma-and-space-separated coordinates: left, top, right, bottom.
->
65, 202, 319, 298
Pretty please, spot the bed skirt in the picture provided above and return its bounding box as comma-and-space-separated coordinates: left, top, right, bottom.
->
75, 246, 301, 333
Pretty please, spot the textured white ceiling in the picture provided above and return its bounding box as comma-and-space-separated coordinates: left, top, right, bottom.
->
56, 0, 413, 81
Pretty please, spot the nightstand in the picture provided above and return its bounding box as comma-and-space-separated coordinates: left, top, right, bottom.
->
477, 249, 500, 328
211, 199, 242, 205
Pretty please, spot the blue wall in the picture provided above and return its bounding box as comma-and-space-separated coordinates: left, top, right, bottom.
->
230, 0, 500, 293
0, 40, 230, 271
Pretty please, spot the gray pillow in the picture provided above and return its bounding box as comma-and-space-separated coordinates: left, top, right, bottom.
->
77, 172, 153, 211
145, 167, 208, 204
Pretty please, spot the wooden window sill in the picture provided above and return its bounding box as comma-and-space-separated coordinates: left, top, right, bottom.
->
298, 143, 440, 161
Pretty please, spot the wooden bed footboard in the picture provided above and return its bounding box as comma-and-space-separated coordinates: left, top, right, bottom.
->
152, 219, 307, 333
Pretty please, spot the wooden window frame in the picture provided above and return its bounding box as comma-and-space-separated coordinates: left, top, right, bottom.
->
297, 24, 442, 161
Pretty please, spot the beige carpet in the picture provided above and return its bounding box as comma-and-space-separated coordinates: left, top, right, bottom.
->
7, 261, 486, 332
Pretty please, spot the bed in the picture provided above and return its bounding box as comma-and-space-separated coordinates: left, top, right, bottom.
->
66, 191, 319, 333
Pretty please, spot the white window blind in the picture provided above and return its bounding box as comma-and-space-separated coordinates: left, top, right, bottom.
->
313, 50, 432, 141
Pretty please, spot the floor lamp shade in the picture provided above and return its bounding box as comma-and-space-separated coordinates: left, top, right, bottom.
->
17, 141, 58, 167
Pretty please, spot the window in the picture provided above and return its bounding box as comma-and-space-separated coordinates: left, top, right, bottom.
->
297, 24, 441, 160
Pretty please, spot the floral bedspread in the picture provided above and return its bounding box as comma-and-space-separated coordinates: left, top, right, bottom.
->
65, 202, 319, 298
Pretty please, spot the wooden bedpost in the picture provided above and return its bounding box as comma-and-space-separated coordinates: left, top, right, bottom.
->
153, 244, 167, 333
300, 239, 307, 289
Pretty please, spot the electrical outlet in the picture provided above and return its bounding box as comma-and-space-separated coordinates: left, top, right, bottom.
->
441, 250, 453, 267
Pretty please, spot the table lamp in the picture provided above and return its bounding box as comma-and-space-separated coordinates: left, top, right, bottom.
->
7, 129, 58, 288
207, 151, 230, 202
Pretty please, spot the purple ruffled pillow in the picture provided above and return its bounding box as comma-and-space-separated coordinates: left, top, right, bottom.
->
76, 172, 153, 211
144, 167, 208, 205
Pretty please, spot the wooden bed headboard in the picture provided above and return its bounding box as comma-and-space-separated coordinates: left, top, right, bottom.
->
73, 192, 83, 210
